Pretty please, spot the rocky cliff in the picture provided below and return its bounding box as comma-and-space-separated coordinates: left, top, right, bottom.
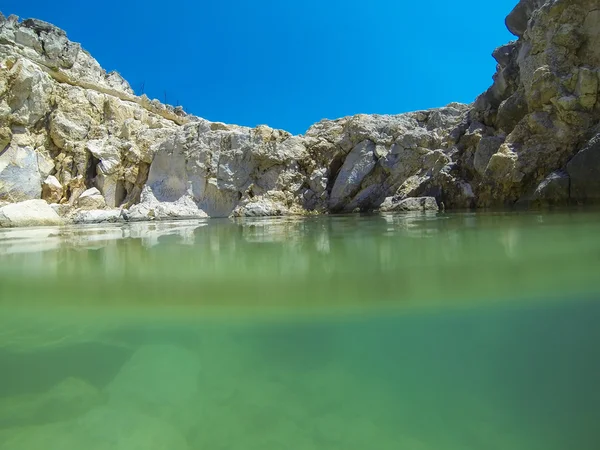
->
1, 0, 599, 226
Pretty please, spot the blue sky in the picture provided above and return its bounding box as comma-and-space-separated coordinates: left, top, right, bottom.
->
2, 0, 516, 134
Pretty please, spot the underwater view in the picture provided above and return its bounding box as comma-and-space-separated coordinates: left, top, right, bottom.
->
0, 211, 599, 449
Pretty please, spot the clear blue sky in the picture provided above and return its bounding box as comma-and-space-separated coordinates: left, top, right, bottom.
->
2, 0, 516, 134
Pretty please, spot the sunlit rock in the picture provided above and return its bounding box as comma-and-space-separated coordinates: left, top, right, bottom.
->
0, 199, 62, 227
2, 0, 600, 226
75, 187, 106, 210
41, 176, 63, 204
380, 196, 439, 212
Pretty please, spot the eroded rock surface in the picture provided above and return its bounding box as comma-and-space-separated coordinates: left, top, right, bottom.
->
0, 14, 182, 221
472, 0, 600, 207
1, 1, 600, 227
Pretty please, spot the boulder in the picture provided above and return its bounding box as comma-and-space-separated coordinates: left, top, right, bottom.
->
127, 187, 207, 221
505, 0, 543, 37
66, 176, 88, 206
75, 187, 106, 210
232, 198, 286, 217
0, 200, 62, 227
0, 146, 42, 202
41, 175, 63, 204
380, 196, 439, 212
49, 203, 72, 217
329, 140, 377, 211
71, 209, 123, 224
530, 170, 570, 206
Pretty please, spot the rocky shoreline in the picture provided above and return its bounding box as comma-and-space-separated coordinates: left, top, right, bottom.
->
1, 0, 600, 227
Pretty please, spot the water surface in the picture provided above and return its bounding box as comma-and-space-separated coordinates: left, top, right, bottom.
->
0, 211, 599, 449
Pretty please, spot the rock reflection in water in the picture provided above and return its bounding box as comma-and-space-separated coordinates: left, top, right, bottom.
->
0, 212, 599, 313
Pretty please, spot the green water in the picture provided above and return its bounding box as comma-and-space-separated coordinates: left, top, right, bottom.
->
0, 211, 599, 449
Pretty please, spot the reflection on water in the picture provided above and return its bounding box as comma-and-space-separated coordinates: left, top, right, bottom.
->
0, 211, 599, 449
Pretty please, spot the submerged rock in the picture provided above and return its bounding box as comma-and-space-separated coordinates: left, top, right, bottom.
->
0, 406, 189, 450
0, 377, 104, 427
105, 345, 202, 433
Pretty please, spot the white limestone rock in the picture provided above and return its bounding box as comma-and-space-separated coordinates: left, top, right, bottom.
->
0, 145, 43, 202
232, 198, 287, 217
380, 196, 439, 212
127, 186, 208, 221
3, 2, 600, 218
71, 209, 123, 224
329, 140, 377, 211
75, 187, 106, 210
0, 199, 62, 227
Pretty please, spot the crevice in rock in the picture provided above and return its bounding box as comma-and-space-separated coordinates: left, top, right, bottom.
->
115, 181, 127, 207
326, 153, 344, 193
0, 143, 9, 158
85, 153, 99, 187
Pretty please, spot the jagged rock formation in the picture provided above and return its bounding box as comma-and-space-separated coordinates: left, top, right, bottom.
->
0, 14, 185, 212
1, 0, 600, 226
146, 106, 469, 218
472, 0, 600, 206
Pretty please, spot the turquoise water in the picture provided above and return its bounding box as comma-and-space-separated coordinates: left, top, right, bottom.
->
0, 211, 599, 449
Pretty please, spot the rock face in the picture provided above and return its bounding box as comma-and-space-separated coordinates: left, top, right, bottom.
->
0, 14, 184, 220
1, 2, 600, 226
471, 0, 600, 206
144, 108, 467, 217
566, 132, 600, 201
126, 186, 208, 221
